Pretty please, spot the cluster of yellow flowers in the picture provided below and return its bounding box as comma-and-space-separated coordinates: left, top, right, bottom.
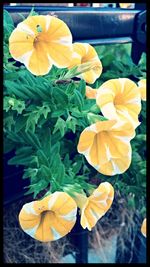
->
9, 14, 102, 83
9, 14, 146, 242
19, 182, 114, 242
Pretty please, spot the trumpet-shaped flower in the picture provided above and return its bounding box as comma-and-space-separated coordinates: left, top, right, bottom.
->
141, 218, 146, 237
77, 119, 135, 176
74, 182, 114, 230
138, 79, 146, 101
19, 192, 77, 242
68, 43, 102, 84
86, 86, 98, 99
9, 15, 73, 75
96, 78, 141, 129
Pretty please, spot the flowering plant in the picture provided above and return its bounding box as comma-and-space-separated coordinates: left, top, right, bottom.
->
4, 9, 146, 242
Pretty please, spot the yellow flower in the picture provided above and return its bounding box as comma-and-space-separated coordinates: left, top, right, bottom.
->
9, 15, 73, 75
85, 86, 97, 99
77, 119, 135, 176
141, 218, 146, 237
119, 3, 133, 8
96, 78, 141, 129
138, 79, 146, 101
68, 43, 102, 84
74, 182, 114, 231
19, 192, 77, 242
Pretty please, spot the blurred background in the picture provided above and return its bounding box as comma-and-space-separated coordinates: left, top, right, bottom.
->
4, 3, 135, 8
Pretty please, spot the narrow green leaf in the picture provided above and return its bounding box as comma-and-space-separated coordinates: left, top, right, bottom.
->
77, 79, 86, 96
37, 149, 49, 167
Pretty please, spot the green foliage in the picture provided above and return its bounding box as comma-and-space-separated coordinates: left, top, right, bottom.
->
94, 43, 146, 88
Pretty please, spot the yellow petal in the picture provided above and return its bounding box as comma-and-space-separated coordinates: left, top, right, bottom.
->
27, 46, 52, 75
86, 86, 97, 99
91, 182, 114, 210
78, 120, 135, 176
68, 42, 102, 83
9, 29, 34, 59
96, 78, 141, 129
80, 182, 114, 230
45, 42, 73, 68
141, 218, 146, 237
82, 65, 102, 84
77, 130, 96, 153
98, 155, 131, 175
19, 15, 50, 34
19, 192, 77, 242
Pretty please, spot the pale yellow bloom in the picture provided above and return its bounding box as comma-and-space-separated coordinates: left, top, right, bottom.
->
141, 218, 146, 237
138, 79, 146, 101
119, 3, 133, 8
19, 192, 77, 242
68, 43, 102, 84
96, 78, 141, 129
74, 182, 114, 230
77, 119, 135, 176
9, 15, 73, 75
85, 86, 97, 99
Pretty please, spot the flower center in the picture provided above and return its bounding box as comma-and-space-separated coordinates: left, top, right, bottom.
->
33, 35, 40, 48
41, 210, 55, 216
114, 94, 123, 105
33, 25, 43, 48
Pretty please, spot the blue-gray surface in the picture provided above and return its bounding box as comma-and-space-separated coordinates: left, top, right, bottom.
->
61, 235, 117, 263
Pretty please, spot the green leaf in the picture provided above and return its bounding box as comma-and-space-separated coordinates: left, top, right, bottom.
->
90, 104, 100, 114
15, 116, 27, 133
6, 131, 23, 143
66, 116, 77, 133
3, 139, 15, 154
53, 87, 68, 107
87, 113, 108, 124
22, 168, 38, 179
57, 163, 65, 185
25, 113, 40, 133
132, 151, 142, 162
65, 82, 75, 95
20, 131, 41, 149
8, 154, 36, 166
139, 169, 146, 176
25, 179, 49, 198
3, 10, 14, 28
135, 134, 146, 142
36, 149, 49, 167
73, 90, 84, 111
4, 97, 25, 114
16, 146, 33, 156
53, 117, 66, 137
4, 81, 30, 100
4, 115, 15, 131
63, 154, 72, 169
51, 109, 65, 118
101, 54, 115, 67
38, 165, 52, 180
50, 142, 60, 156
72, 161, 82, 175
39, 127, 51, 158
77, 79, 86, 96
62, 66, 78, 79
4, 72, 18, 80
